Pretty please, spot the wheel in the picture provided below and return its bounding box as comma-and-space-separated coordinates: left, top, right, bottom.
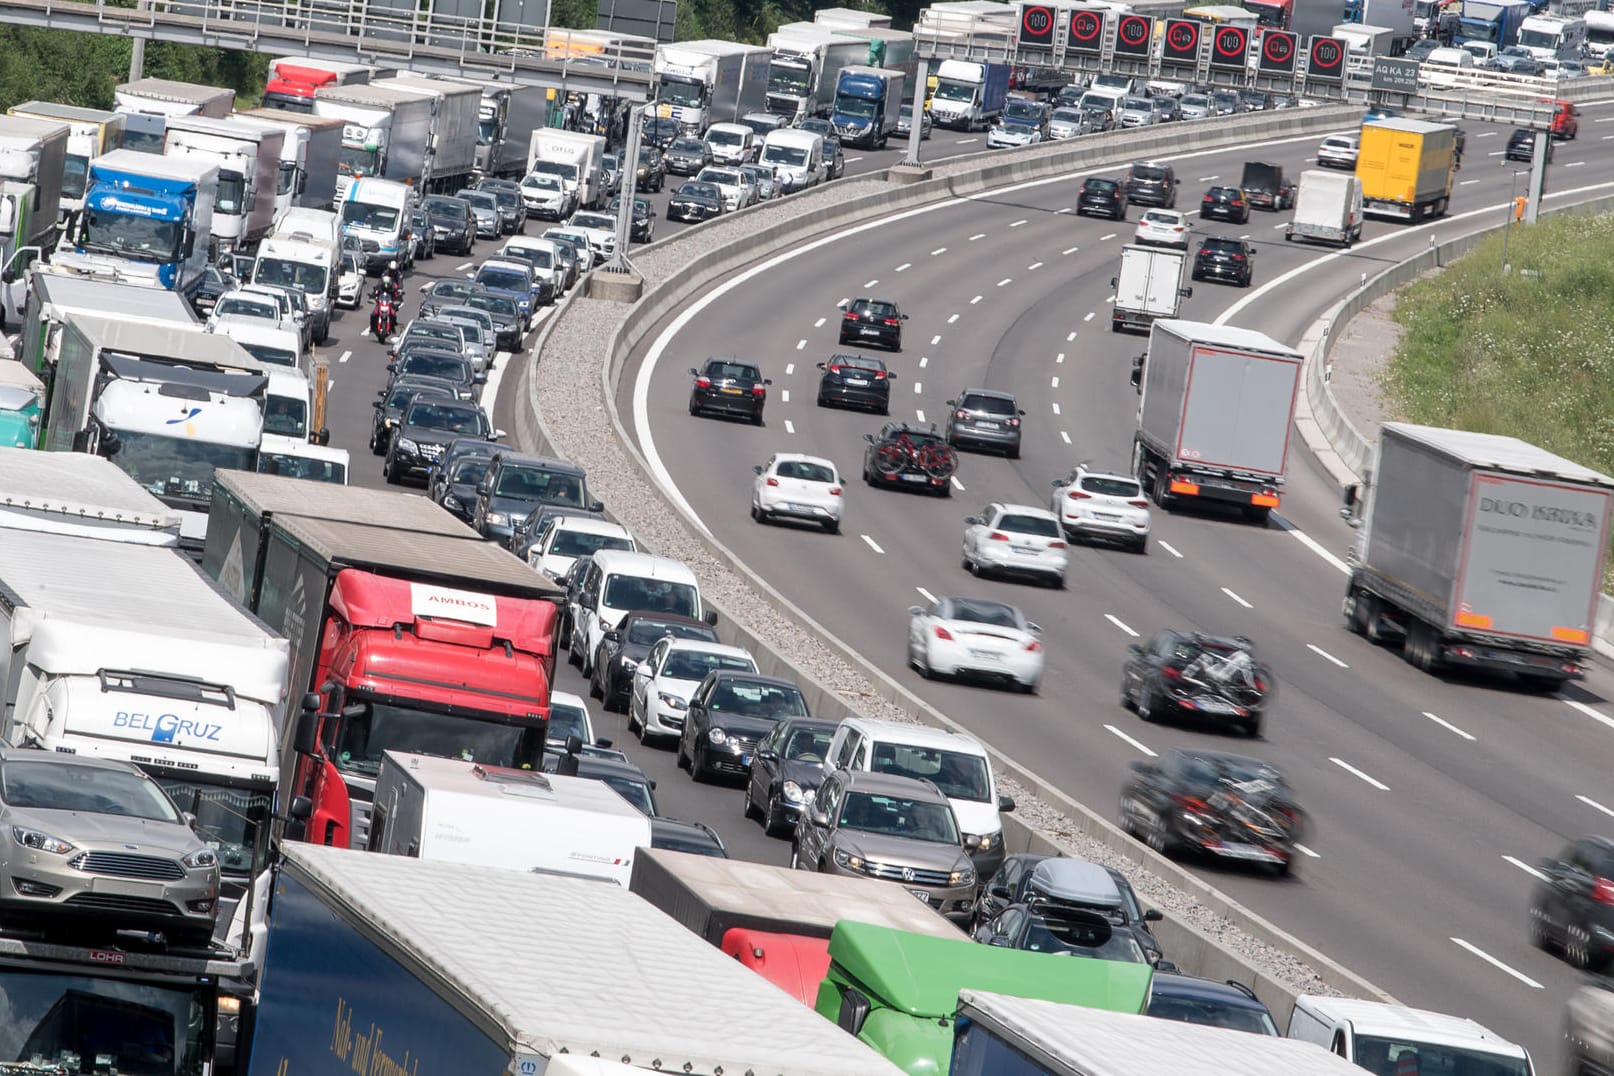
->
1270, 857, 1292, 878
1132, 536, 1149, 554
1119, 670, 1135, 710
750, 502, 764, 523
743, 784, 763, 821
751, 411, 764, 427
588, 658, 604, 699
382, 456, 399, 484
1243, 506, 1271, 526
691, 744, 710, 784
1050, 573, 1065, 590
688, 400, 700, 416
1137, 684, 1157, 722
676, 735, 690, 770
763, 795, 791, 838
1007, 445, 1020, 460
1528, 907, 1549, 949
1145, 809, 1173, 856
790, 844, 801, 869
823, 519, 840, 534
1243, 714, 1263, 738
1151, 464, 1174, 510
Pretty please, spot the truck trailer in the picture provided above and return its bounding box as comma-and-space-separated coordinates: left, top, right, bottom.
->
1342, 423, 1614, 687
1133, 319, 1303, 523
1459, 0, 1533, 46
1111, 244, 1190, 334
114, 78, 234, 153
6, 102, 124, 221
0, 444, 180, 543
1356, 117, 1457, 221
443, 77, 549, 180
372, 74, 481, 192
311, 83, 435, 199
654, 40, 772, 132
1285, 169, 1364, 246
162, 115, 284, 253
765, 22, 874, 123
234, 108, 346, 213
248, 843, 910, 1075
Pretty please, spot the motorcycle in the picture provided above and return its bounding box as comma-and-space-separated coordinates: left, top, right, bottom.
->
370, 287, 398, 343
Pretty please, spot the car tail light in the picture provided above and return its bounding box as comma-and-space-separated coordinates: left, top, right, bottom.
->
884, 318, 900, 326
988, 532, 1010, 541
843, 312, 857, 320
1171, 793, 1211, 815
828, 364, 843, 374
1049, 541, 1066, 549
1254, 677, 1267, 692
1067, 490, 1092, 500
1594, 876, 1614, 905
934, 625, 954, 641
1127, 499, 1150, 508
1231, 253, 1247, 261
752, 384, 766, 396
1162, 666, 1182, 680
829, 486, 842, 496
695, 376, 711, 388
1024, 640, 1041, 652
765, 477, 779, 486
874, 370, 887, 380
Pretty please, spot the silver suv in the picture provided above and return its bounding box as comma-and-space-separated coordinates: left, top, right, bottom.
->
793, 769, 977, 924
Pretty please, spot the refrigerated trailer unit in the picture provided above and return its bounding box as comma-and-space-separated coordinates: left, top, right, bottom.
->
1111, 244, 1190, 333
1343, 423, 1614, 687
114, 78, 234, 153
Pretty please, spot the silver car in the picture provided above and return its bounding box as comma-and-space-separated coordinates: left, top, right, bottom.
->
0, 752, 220, 945
739, 163, 778, 201
1048, 107, 1086, 140
1178, 93, 1214, 120
1117, 95, 1157, 128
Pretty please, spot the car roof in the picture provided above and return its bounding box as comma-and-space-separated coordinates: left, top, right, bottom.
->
548, 515, 631, 538
959, 387, 1017, 401
492, 451, 585, 476
1148, 973, 1268, 1009
478, 259, 534, 276
705, 670, 797, 691
0, 747, 143, 775
1291, 996, 1528, 1057
841, 768, 949, 801
838, 716, 989, 756
770, 452, 838, 468
990, 503, 1059, 521
589, 549, 697, 584
550, 689, 588, 710
1028, 859, 1123, 908
662, 639, 753, 659
1076, 464, 1139, 482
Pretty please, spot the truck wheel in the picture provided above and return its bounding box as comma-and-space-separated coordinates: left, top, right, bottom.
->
1151, 466, 1174, 510
1243, 506, 1270, 526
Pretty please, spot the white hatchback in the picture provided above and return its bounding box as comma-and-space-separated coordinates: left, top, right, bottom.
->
629, 638, 758, 743
751, 453, 845, 534
961, 503, 1068, 587
529, 515, 637, 582
907, 595, 1044, 693
1134, 209, 1191, 248
1050, 465, 1151, 553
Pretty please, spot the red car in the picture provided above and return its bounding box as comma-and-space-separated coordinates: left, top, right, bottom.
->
1551, 99, 1580, 141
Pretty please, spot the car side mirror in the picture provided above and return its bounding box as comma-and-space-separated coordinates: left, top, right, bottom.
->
945, 399, 956, 407
758, 749, 776, 761
863, 433, 875, 444
964, 515, 980, 525
385, 363, 397, 373
703, 610, 719, 626
477, 477, 493, 494
182, 811, 198, 830
886, 372, 897, 380
753, 465, 764, 474
596, 738, 614, 749
763, 378, 773, 386
603, 628, 621, 642
809, 809, 828, 827
589, 499, 605, 512
1144, 908, 1164, 922
316, 428, 331, 446
816, 362, 827, 370
1153, 958, 1179, 973
688, 367, 699, 376
907, 605, 923, 616
997, 795, 1015, 813
494, 428, 507, 441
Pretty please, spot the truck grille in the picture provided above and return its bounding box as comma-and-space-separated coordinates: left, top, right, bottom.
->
70, 852, 185, 881
864, 861, 952, 886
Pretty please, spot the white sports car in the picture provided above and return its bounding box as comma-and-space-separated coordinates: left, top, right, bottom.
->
907, 595, 1044, 693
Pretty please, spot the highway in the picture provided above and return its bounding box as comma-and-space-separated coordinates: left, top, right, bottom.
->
615, 114, 1614, 1069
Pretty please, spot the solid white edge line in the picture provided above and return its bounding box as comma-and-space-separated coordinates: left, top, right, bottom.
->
1104, 724, 1157, 757
1105, 613, 1138, 637
1450, 938, 1543, 989
1329, 756, 1389, 791
1423, 711, 1476, 741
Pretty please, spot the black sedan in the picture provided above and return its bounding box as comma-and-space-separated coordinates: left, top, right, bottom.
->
664, 137, 712, 177
1529, 834, 1614, 971
426, 436, 501, 504
743, 716, 840, 837
383, 396, 492, 485
609, 195, 655, 243
636, 145, 667, 192
590, 611, 720, 712
689, 357, 769, 424
641, 116, 680, 151
676, 672, 808, 783
421, 195, 475, 256
837, 297, 906, 351
816, 354, 894, 414
1506, 127, 1550, 163
1191, 237, 1255, 288
972, 853, 1163, 963
1077, 177, 1126, 220
432, 453, 492, 521
1146, 973, 1280, 1035
1200, 185, 1250, 224
667, 182, 724, 224
1120, 630, 1273, 737
1118, 747, 1305, 876
386, 348, 480, 403
370, 379, 454, 454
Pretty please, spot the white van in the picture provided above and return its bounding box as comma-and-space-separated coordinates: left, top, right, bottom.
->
1420, 47, 1477, 86
821, 717, 1015, 876
760, 129, 827, 194
210, 317, 305, 373
339, 177, 411, 272
1287, 996, 1534, 1075
705, 122, 757, 165
257, 434, 349, 484
263, 367, 315, 442
273, 206, 340, 245
254, 231, 339, 343
570, 549, 713, 677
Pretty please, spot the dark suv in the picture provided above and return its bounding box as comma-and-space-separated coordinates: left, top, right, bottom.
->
838, 297, 906, 351
383, 396, 494, 486
689, 357, 770, 424
945, 388, 1026, 458
1238, 161, 1295, 211
1191, 237, 1255, 288
1200, 185, 1250, 224
471, 452, 601, 545
1530, 835, 1614, 971
1123, 162, 1178, 208
1077, 176, 1126, 220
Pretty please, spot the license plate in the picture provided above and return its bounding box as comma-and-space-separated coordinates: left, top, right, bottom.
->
741, 754, 752, 767
900, 473, 927, 483
909, 888, 932, 903
1095, 512, 1120, 521
91, 877, 163, 898
720, 387, 743, 395
1011, 545, 1039, 554
1195, 697, 1238, 714
969, 649, 1002, 660
861, 327, 880, 336
846, 378, 869, 387
977, 420, 1000, 428
1217, 842, 1277, 861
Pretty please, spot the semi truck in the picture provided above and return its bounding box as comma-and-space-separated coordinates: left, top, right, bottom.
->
0, 360, 43, 448
928, 59, 1012, 130
114, 78, 234, 153
248, 844, 909, 1074
261, 57, 392, 113
765, 23, 873, 123
1132, 319, 1304, 524
950, 990, 1367, 1075
234, 108, 346, 214
654, 40, 772, 132
831, 67, 905, 149
629, 847, 962, 1006
162, 115, 284, 253
1285, 169, 1364, 246
529, 128, 606, 211
443, 77, 548, 180
52, 148, 218, 297
1459, 0, 1533, 46
0, 114, 68, 250
1342, 0, 1419, 46
0, 444, 179, 542
373, 74, 481, 192
1341, 423, 1614, 688
7, 102, 125, 222
199, 471, 563, 850
1516, 11, 1586, 56
1111, 244, 1191, 334
311, 83, 434, 199
0, 528, 289, 899
1356, 118, 1457, 221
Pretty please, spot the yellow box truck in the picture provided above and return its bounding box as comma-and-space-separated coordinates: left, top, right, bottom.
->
1356, 117, 1457, 221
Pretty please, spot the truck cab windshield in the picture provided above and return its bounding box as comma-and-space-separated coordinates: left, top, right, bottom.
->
263, 394, 308, 437
659, 76, 706, 108
834, 95, 877, 118
340, 201, 398, 232
337, 145, 380, 177
934, 80, 974, 102
769, 62, 811, 96
79, 210, 181, 261
0, 970, 207, 1075
62, 154, 89, 200
332, 699, 546, 777
215, 170, 246, 215
112, 431, 255, 507
156, 776, 272, 875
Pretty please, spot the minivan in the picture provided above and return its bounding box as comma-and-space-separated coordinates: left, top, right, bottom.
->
821, 717, 1015, 877
569, 550, 714, 681
760, 129, 827, 194
704, 122, 756, 165
1287, 995, 1534, 1074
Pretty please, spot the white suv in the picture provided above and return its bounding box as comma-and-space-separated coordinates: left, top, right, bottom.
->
628, 638, 757, 743
820, 717, 1014, 879
1315, 133, 1360, 170
1050, 465, 1151, 553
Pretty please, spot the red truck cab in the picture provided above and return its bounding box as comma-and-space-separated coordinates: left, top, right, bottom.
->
721, 929, 832, 1008
1550, 100, 1579, 141
262, 58, 385, 113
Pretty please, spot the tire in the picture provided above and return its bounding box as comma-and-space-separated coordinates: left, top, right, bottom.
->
790, 844, 801, 869
823, 519, 840, 535
691, 745, 710, 784
1007, 445, 1020, 460
1137, 684, 1157, 723
676, 735, 690, 771
1243, 714, 1263, 738
1145, 809, 1173, 857
383, 456, 399, 485
743, 784, 763, 821
588, 657, 604, 699
1243, 506, 1271, 526
1132, 536, 1149, 554
751, 411, 764, 427
763, 795, 791, 838
750, 502, 764, 523
1119, 669, 1135, 710
1050, 573, 1065, 590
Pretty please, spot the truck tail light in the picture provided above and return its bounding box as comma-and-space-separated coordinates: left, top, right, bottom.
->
1169, 479, 1199, 496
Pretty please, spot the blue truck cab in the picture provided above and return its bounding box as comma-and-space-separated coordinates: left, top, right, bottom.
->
54, 148, 217, 297
832, 66, 906, 150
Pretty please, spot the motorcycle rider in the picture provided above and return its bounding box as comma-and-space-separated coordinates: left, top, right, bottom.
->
377, 260, 403, 303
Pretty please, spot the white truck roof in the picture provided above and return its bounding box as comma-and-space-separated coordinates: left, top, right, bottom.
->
0, 445, 181, 543
1381, 422, 1614, 488
1152, 318, 1302, 359
1293, 995, 1534, 1061
72, 312, 263, 373
955, 991, 1365, 1075
281, 842, 909, 1074
34, 273, 198, 327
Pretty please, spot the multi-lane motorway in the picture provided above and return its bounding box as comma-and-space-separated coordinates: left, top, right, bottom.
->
315, 114, 1614, 1069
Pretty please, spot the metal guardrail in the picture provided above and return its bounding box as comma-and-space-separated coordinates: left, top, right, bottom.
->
0, 0, 658, 98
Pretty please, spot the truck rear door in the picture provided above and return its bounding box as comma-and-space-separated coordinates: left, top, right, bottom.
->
1143, 252, 1182, 316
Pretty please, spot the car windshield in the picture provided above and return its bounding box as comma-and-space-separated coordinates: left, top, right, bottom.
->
462, 192, 498, 211
1025, 916, 1148, 962
405, 401, 484, 434
1005, 101, 1041, 120
477, 268, 530, 293
1082, 475, 1142, 497
604, 575, 697, 616
466, 293, 517, 319
254, 258, 328, 296
627, 619, 713, 646
602, 775, 656, 816
496, 466, 584, 505
523, 174, 562, 192
783, 726, 833, 762
333, 699, 543, 777
679, 183, 720, 200
428, 281, 475, 306
340, 201, 398, 231
947, 598, 1024, 629
215, 297, 276, 321
1125, 97, 1152, 111
1349, 1037, 1529, 1076
775, 460, 835, 483
1052, 108, 1083, 122
670, 138, 705, 155
1086, 178, 1118, 192
839, 791, 959, 843
662, 650, 754, 681
1146, 993, 1280, 1035
572, 213, 614, 230
551, 530, 633, 558
1143, 211, 1179, 224
708, 128, 743, 146
705, 361, 760, 381
398, 354, 467, 381
868, 743, 991, 802
700, 170, 741, 187
1183, 94, 1210, 107
407, 324, 461, 346
705, 679, 806, 717
241, 343, 298, 369
2, 760, 180, 823
998, 513, 1059, 537
1177, 752, 1287, 792
450, 457, 491, 485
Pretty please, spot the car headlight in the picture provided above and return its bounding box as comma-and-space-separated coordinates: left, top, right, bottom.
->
657, 692, 688, 711
833, 848, 865, 872
396, 437, 420, 454
183, 848, 219, 870
443, 494, 461, 510
12, 827, 73, 854
949, 866, 977, 886
485, 512, 508, 526
782, 780, 807, 804
617, 655, 639, 671
964, 831, 1002, 852
707, 727, 727, 745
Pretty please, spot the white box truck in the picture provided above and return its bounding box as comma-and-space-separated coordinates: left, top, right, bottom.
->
765, 22, 872, 123
1288, 995, 1535, 1074
1342, 423, 1614, 688
1111, 244, 1190, 334
234, 108, 346, 213
654, 40, 772, 132
247, 843, 910, 1074
368, 751, 652, 887
6, 102, 125, 220
0, 445, 180, 545
162, 115, 284, 253
529, 128, 606, 210
1286, 169, 1364, 247
1133, 319, 1304, 524
372, 74, 481, 192
311, 83, 434, 199
114, 78, 233, 153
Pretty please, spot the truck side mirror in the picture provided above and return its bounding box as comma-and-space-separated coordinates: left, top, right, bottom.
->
288, 795, 313, 822
293, 709, 319, 757
317, 428, 331, 446
835, 988, 871, 1037
1342, 483, 1359, 508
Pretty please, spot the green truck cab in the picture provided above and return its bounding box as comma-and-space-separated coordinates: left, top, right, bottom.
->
0, 359, 44, 448
815, 920, 1154, 1075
